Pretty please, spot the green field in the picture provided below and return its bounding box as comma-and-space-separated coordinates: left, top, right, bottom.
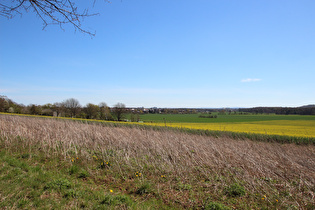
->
139, 113, 315, 123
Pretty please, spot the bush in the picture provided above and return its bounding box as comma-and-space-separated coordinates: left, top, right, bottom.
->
224, 183, 246, 197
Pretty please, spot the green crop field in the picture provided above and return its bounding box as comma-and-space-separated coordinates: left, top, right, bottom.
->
139, 113, 315, 123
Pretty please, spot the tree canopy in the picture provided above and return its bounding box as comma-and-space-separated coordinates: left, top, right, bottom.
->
112, 102, 126, 121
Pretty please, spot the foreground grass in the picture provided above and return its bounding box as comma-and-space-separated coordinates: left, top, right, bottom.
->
1, 115, 315, 209
0, 150, 166, 209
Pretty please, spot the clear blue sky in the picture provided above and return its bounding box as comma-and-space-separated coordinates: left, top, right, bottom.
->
1, 0, 314, 108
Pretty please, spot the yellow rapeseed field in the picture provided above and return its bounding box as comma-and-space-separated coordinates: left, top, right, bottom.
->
143, 120, 315, 138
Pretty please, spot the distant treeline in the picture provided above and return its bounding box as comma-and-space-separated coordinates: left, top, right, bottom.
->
239, 106, 315, 115
1, 95, 314, 118
0, 96, 130, 121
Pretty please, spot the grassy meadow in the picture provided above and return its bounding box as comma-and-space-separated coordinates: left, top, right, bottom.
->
1, 114, 315, 209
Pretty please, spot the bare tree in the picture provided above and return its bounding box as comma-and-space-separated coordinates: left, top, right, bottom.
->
99, 102, 112, 120
112, 102, 126, 121
0, 0, 108, 36
52, 102, 64, 117
63, 98, 81, 117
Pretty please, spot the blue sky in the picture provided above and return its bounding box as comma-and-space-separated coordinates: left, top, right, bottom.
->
1, 0, 314, 108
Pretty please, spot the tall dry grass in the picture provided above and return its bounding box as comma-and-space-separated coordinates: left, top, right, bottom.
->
1, 114, 314, 207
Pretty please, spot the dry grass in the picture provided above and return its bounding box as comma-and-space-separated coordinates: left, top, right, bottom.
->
1, 114, 314, 208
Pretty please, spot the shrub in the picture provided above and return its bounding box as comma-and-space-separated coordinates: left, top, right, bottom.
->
224, 183, 246, 197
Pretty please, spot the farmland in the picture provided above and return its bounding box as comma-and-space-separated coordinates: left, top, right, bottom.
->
139, 114, 315, 138
0, 114, 315, 209
139, 113, 315, 123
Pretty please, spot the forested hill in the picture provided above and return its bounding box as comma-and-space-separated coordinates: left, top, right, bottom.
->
239, 105, 315, 115
300, 105, 315, 108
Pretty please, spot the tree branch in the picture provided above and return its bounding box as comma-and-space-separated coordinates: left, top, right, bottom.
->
1, 0, 106, 36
